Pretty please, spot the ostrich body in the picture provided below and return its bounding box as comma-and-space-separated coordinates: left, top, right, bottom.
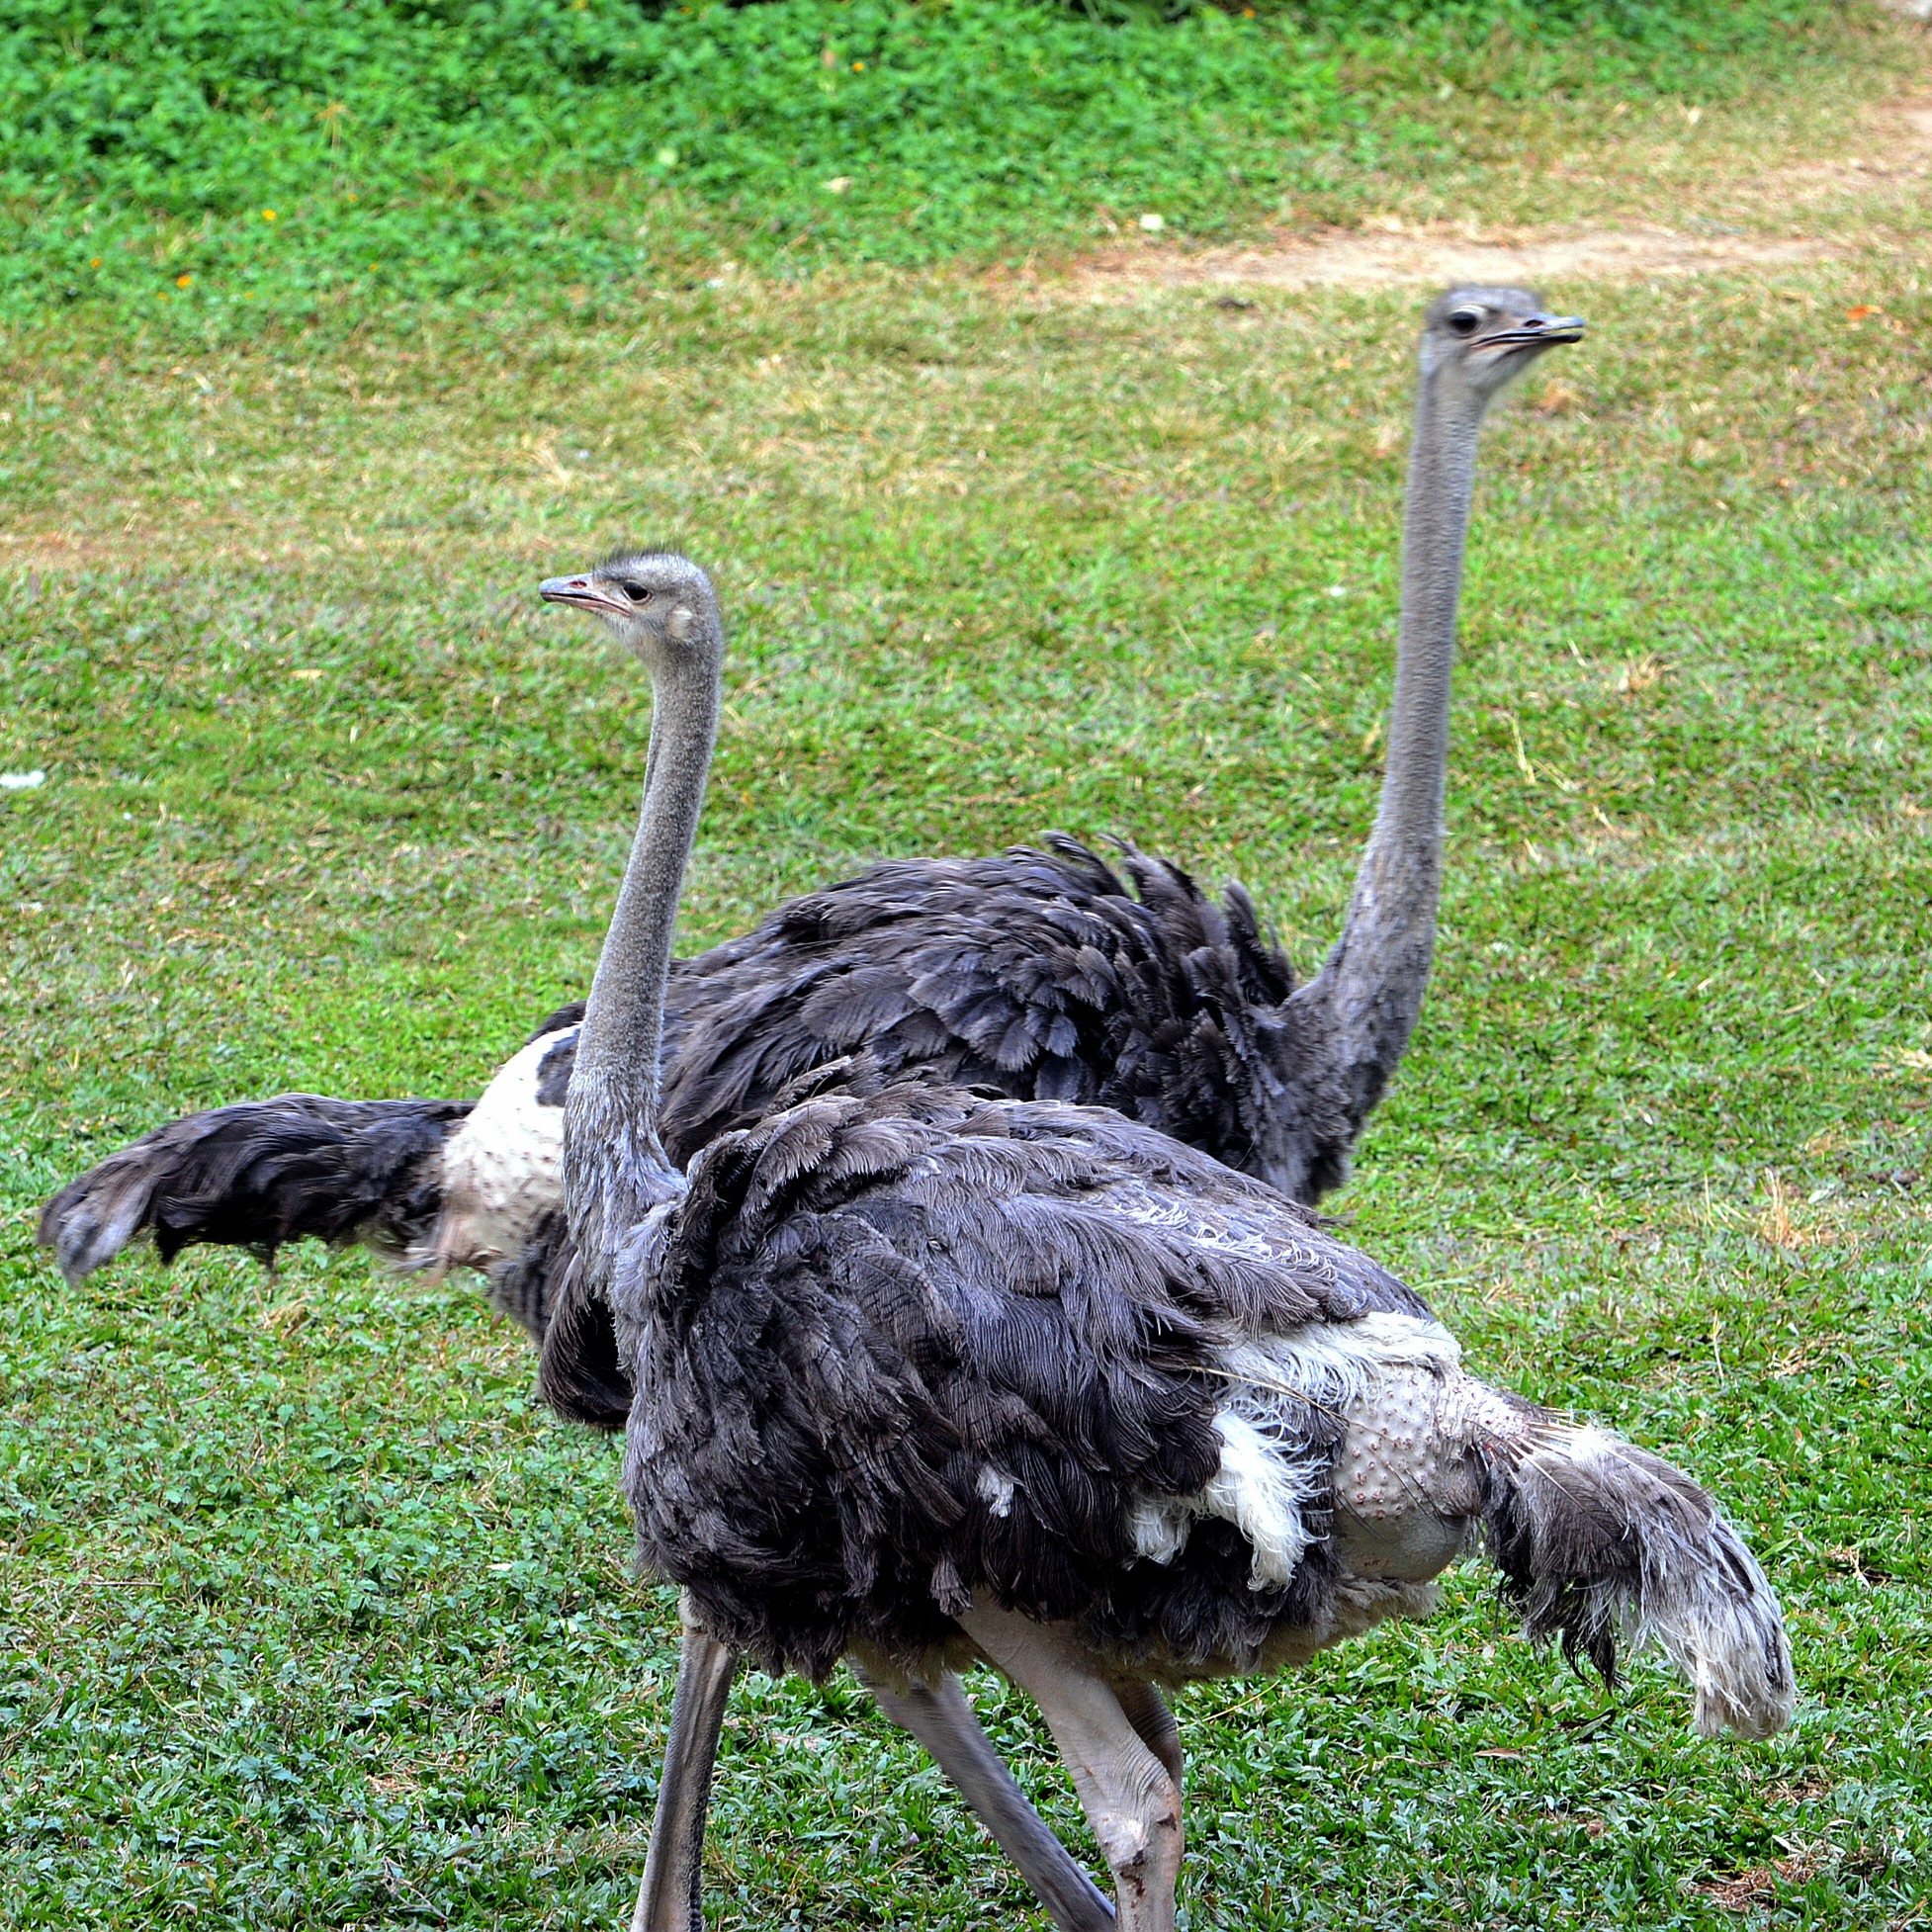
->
551, 549, 1792, 1932
42, 288, 1582, 1315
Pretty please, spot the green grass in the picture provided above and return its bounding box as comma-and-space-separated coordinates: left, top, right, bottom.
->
0, 0, 1883, 323
4, 11, 1932, 1926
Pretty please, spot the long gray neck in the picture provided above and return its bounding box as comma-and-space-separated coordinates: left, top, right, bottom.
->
1298, 361, 1491, 1133
565, 630, 721, 1254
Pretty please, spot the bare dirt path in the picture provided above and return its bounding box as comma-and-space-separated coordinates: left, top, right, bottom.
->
1053, 93, 1932, 299
1069, 224, 1829, 296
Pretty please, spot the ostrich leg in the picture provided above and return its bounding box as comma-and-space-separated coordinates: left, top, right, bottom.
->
631, 1623, 737, 1932
1113, 1680, 1183, 1790
860, 1667, 1117, 1931
963, 1608, 1185, 1932
636, 1628, 1115, 1932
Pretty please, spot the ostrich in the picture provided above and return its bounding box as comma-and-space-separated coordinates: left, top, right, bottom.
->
546, 548, 1792, 1932
41, 287, 1584, 1322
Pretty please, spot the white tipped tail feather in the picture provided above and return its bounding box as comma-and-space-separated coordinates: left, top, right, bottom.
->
1469, 1404, 1795, 1739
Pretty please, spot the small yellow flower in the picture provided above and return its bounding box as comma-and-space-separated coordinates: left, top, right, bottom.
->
176, 272, 193, 287
262, 209, 277, 220
90, 256, 102, 268
852, 59, 864, 70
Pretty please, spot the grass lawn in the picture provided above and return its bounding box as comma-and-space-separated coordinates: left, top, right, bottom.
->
3, 7, 1930, 1926
0, 0, 1897, 316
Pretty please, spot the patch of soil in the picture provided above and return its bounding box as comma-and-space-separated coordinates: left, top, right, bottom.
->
1064, 223, 1826, 299
1051, 91, 1932, 298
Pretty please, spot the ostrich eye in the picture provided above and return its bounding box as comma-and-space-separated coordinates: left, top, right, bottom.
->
1447, 307, 1483, 337
615, 578, 650, 601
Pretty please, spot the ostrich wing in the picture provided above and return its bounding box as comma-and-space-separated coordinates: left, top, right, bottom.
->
37, 1094, 474, 1284
38, 1003, 585, 1286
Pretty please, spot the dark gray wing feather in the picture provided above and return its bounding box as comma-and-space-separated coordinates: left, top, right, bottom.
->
37, 1095, 473, 1283
658, 836, 1353, 1203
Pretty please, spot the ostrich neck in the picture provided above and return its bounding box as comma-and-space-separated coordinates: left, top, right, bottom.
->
1375, 368, 1485, 877
1300, 363, 1490, 1131
565, 638, 721, 1250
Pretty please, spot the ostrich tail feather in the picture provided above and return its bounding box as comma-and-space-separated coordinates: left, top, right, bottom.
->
1475, 1414, 1794, 1740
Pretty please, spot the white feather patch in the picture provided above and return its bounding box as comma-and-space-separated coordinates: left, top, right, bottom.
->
1130, 1312, 1461, 1589
977, 1465, 1016, 1518
430, 1025, 575, 1271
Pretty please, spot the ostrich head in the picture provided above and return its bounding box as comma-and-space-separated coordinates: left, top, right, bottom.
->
539, 549, 724, 672
1419, 286, 1585, 399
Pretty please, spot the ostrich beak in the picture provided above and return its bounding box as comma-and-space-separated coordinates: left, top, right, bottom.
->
540, 573, 630, 618
1485, 312, 1587, 351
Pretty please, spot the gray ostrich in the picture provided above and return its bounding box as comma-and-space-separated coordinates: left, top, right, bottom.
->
42, 289, 1585, 1340
544, 548, 1792, 1932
